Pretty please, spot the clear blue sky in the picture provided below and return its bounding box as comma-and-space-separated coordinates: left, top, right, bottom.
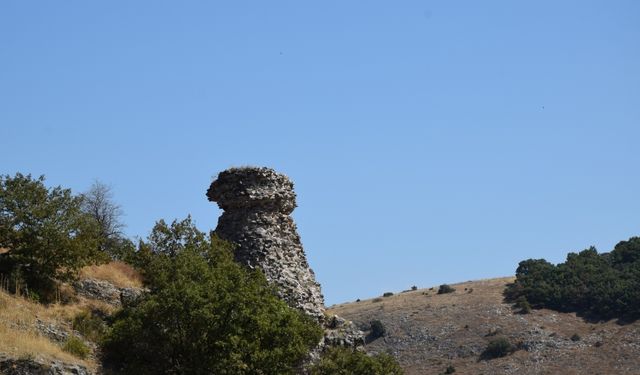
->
1, 1, 639, 305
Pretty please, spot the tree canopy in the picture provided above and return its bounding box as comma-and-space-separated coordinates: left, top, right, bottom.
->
506, 237, 640, 321
103, 217, 324, 375
309, 347, 404, 375
0, 173, 104, 299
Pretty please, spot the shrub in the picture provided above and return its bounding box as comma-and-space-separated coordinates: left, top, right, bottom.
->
72, 311, 107, 342
438, 284, 455, 294
102, 217, 323, 375
514, 296, 532, 314
481, 337, 515, 359
370, 319, 386, 339
411, 285, 418, 291
383, 292, 394, 297
444, 364, 456, 374
63, 337, 90, 359
309, 347, 404, 375
571, 333, 581, 342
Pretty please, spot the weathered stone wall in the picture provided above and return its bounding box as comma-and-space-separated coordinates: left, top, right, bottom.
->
207, 167, 326, 321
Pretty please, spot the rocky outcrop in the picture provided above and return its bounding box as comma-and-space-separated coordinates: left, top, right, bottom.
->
73, 279, 144, 307
0, 355, 90, 375
207, 167, 326, 322
324, 315, 366, 348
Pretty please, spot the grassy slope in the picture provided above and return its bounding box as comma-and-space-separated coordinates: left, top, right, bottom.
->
0, 289, 96, 369
329, 277, 640, 375
0, 261, 142, 372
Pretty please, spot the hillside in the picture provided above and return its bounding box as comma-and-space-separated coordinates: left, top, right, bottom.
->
0, 262, 143, 374
328, 277, 640, 375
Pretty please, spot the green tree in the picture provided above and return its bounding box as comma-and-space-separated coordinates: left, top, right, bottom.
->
103, 217, 323, 375
309, 347, 404, 375
506, 237, 640, 321
0, 173, 104, 299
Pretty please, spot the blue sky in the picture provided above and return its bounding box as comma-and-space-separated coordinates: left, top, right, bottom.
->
1, 1, 639, 305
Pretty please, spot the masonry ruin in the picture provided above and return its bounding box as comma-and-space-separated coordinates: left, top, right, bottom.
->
207, 167, 326, 321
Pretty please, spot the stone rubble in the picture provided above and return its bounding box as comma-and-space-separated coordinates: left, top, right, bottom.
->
0, 354, 90, 375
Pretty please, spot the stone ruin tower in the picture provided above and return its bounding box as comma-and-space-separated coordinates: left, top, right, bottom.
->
207, 167, 326, 322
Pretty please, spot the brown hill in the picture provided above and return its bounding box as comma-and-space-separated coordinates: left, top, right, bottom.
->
328, 277, 640, 375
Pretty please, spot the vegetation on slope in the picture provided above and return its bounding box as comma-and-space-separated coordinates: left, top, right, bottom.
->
310, 347, 404, 375
506, 236, 640, 321
0, 173, 106, 300
0, 288, 98, 369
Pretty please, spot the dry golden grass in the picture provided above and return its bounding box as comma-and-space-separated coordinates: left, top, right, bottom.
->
80, 261, 143, 288
0, 290, 96, 370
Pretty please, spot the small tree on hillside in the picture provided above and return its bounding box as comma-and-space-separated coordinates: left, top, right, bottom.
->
81, 181, 132, 259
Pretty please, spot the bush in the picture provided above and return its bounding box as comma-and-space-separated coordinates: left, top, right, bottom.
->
444, 364, 456, 374
514, 296, 532, 314
481, 337, 515, 359
63, 337, 90, 359
505, 237, 640, 321
571, 333, 581, 342
411, 285, 418, 291
309, 347, 404, 375
0, 174, 105, 300
438, 284, 455, 294
102, 217, 323, 375
370, 320, 386, 339
383, 292, 394, 297
72, 311, 107, 342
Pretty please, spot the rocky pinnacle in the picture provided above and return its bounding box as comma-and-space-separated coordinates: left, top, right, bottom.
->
207, 167, 326, 322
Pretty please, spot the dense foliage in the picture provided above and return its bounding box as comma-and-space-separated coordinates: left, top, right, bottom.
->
103, 217, 323, 375
309, 347, 404, 375
481, 337, 516, 360
369, 319, 386, 339
506, 237, 640, 321
0, 173, 105, 299
437, 284, 455, 294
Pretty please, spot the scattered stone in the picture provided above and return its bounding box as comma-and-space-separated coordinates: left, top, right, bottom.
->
0, 354, 91, 375
34, 319, 69, 343
322, 315, 365, 347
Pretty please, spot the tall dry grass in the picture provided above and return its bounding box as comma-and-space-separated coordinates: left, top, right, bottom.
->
80, 261, 143, 288
0, 289, 96, 369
